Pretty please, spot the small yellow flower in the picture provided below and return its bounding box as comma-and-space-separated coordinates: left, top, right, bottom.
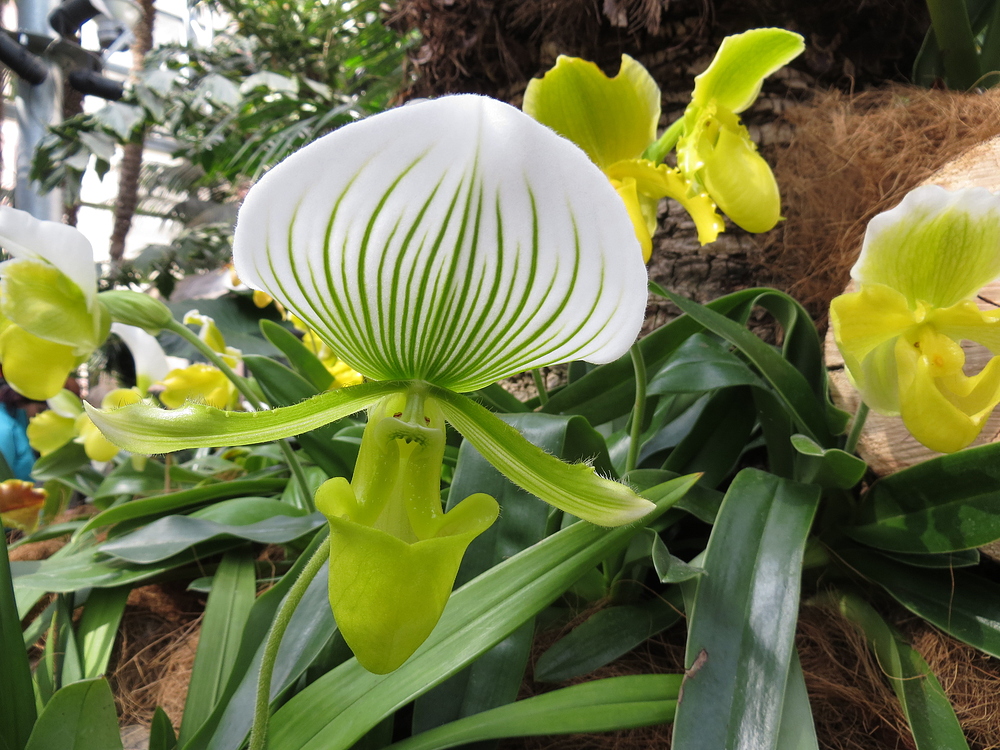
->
158, 363, 239, 410
290, 316, 364, 388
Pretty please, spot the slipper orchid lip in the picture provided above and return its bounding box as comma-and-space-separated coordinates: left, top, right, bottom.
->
233, 93, 648, 393
831, 184, 1000, 453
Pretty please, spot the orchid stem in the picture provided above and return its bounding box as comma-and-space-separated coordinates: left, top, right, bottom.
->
643, 116, 685, 164
531, 369, 549, 406
166, 318, 312, 504
248, 537, 331, 750
844, 401, 869, 455
625, 344, 647, 474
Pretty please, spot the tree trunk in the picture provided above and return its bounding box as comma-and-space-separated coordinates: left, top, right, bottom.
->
108, 0, 155, 264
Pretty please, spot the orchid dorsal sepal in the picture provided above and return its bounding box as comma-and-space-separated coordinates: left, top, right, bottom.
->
233, 94, 647, 391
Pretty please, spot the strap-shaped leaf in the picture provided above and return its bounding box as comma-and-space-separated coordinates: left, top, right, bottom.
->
233, 94, 647, 393
430, 385, 654, 526
85, 380, 405, 453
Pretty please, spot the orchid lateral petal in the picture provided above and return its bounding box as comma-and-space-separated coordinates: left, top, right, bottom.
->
0, 205, 98, 307
522, 55, 660, 169
929, 302, 1000, 354
691, 28, 805, 114
86, 380, 407, 454
606, 159, 724, 245
853, 185, 1000, 309
234, 94, 647, 393
27, 410, 76, 456
429, 385, 654, 526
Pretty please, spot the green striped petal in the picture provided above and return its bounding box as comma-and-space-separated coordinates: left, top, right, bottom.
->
691, 28, 805, 114
85, 380, 407, 453
852, 185, 1000, 309
233, 94, 647, 393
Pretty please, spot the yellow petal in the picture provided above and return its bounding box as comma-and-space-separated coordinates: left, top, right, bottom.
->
606, 159, 724, 245
0, 322, 78, 401
926, 300, 1000, 354
158, 363, 238, 410
75, 413, 121, 462
611, 177, 653, 262
26, 410, 77, 456
523, 55, 660, 169
895, 336, 1000, 453
699, 117, 781, 233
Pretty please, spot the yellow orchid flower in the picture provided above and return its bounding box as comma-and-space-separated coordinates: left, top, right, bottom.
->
523, 54, 722, 258
290, 316, 364, 388
155, 311, 241, 410
28, 388, 141, 462
830, 185, 1000, 454
158, 363, 239, 410
676, 28, 804, 235
0, 479, 46, 532
0, 207, 111, 400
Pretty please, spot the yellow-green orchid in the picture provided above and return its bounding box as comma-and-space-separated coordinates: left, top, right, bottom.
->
0, 479, 47, 532
88, 94, 655, 673
28, 387, 142, 462
112, 322, 170, 395
830, 185, 1000, 454
676, 28, 804, 235
156, 311, 241, 409
523, 54, 723, 257
290, 315, 364, 388
0, 206, 111, 400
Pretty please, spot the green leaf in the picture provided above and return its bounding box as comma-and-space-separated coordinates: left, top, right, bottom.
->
649, 533, 704, 583
259, 319, 334, 390
244, 354, 353, 477
835, 591, 969, 750
847, 441, 1000, 553
662, 386, 756, 488
99, 500, 321, 564
86, 379, 407, 454
414, 412, 614, 735
149, 706, 178, 750
657, 288, 835, 446
75, 586, 129, 679
179, 550, 257, 745
430, 386, 654, 526
0, 538, 36, 750
647, 333, 767, 394
672, 469, 820, 750
266, 476, 697, 750
79, 478, 287, 534
790, 434, 867, 489
93, 458, 205, 501
534, 591, 683, 682
775, 652, 819, 750
178, 530, 338, 750
24, 677, 122, 750
390, 675, 681, 750
843, 549, 1000, 657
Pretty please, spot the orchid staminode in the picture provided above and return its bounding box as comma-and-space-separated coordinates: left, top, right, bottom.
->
88, 94, 655, 673
0, 207, 110, 400
830, 185, 1000, 454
